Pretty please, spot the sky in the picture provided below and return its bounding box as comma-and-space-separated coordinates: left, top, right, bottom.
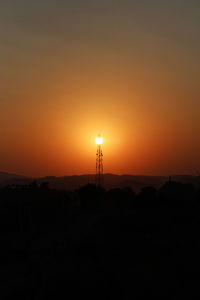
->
0, 0, 200, 177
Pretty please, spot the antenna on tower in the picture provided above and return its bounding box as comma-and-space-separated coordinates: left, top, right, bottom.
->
95, 135, 103, 186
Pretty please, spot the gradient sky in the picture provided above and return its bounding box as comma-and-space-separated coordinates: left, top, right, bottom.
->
0, 0, 200, 177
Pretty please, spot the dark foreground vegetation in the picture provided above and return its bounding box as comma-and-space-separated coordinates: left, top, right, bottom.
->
1, 180, 200, 299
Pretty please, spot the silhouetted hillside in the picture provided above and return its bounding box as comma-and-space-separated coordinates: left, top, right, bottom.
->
0, 172, 28, 182
0, 172, 199, 192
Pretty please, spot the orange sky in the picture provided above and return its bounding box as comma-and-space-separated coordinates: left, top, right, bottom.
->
0, 1, 200, 177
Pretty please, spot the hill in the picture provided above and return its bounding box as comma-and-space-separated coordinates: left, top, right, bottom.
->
0, 172, 198, 192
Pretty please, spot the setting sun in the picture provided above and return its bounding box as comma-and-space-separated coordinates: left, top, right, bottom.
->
95, 136, 103, 145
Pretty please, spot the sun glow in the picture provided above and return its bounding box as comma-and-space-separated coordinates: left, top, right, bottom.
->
95, 136, 103, 145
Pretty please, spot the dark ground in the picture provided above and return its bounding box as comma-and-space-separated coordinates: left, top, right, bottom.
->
1, 180, 200, 299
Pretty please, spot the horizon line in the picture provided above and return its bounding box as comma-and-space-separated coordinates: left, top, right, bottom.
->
0, 171, 198, 179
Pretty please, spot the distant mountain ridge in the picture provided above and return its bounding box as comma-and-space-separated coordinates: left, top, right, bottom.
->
0, 171, 27, 181
0, 172, 199, 192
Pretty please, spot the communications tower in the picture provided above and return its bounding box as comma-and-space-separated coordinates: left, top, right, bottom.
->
95, 135, 103, 186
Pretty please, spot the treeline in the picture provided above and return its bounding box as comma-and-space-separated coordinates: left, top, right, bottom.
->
0, 180, 200, 299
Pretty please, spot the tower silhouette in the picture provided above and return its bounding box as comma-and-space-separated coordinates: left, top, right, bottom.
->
96, 136, 103, 186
